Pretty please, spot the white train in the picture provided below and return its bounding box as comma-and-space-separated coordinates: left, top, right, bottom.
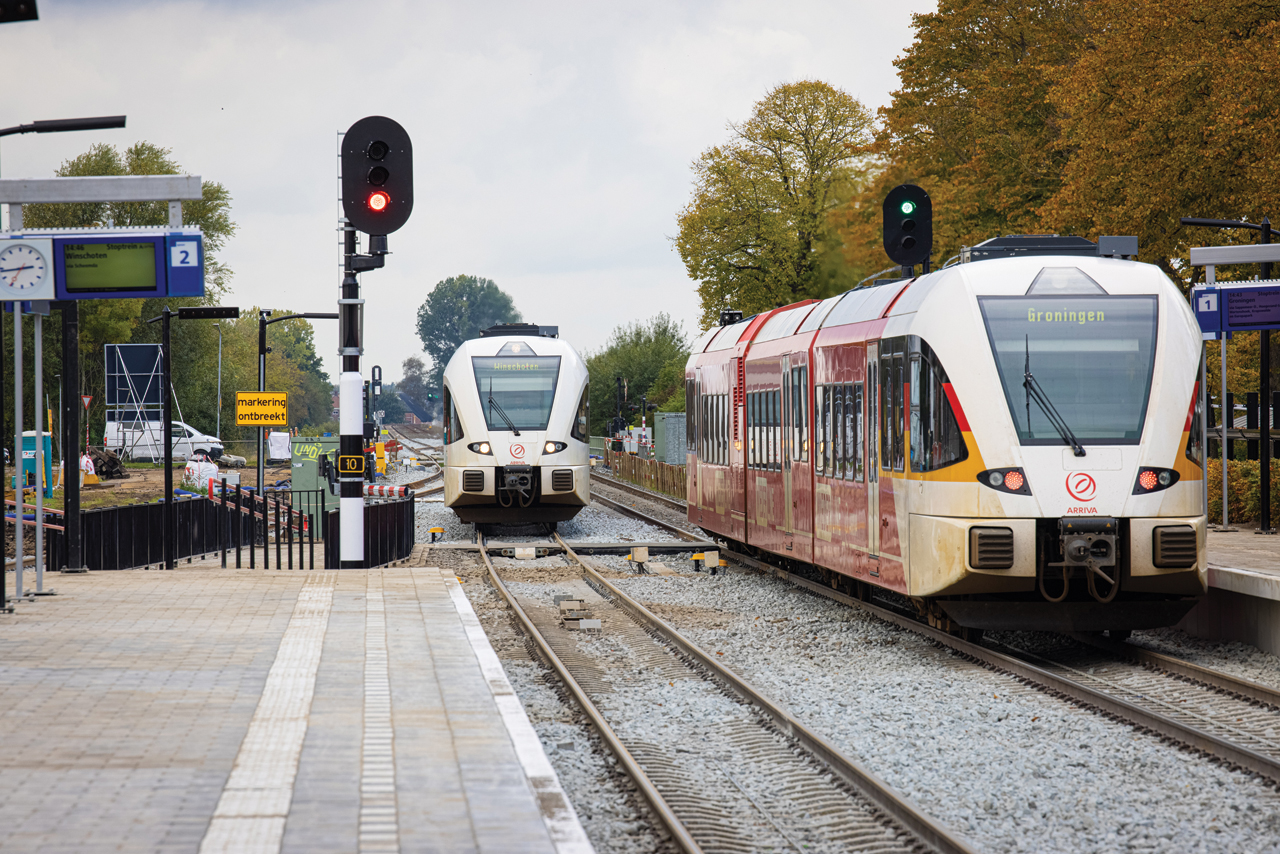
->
686, 235, 1206, 635
442, 324, 590, 525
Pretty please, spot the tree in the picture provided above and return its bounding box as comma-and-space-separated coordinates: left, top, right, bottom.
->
1041, 0, 1280, 283
585, 314, 689, 434
415, 275, 521, 389
831, 1, 1084, 274
374, 382, 408, 425
398, 355, 431, 408
10, 142, 235, 450
676, 81, 875, 325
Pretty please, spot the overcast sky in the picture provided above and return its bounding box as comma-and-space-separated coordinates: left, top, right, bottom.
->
2, 0, 934, 383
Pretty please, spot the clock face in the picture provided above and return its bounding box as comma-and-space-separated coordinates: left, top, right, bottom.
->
0, 244, 48, 294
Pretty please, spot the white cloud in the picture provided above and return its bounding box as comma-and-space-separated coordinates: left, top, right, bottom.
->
3, 0, 933, 387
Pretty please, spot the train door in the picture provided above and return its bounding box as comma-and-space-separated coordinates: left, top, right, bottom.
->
693, 366, 703, 523
781, 355, 794, 551
866, 343, 880, 561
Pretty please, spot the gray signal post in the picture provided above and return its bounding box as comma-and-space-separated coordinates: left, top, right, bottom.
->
0, 174, 205, 578
1189, 229, 1280, 534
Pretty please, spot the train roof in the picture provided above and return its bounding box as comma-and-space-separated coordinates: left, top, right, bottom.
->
690, 252, 1180, 356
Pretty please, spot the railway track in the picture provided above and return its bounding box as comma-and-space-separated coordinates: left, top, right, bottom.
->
589, 476, 1280, 784
479, 535, 977, 854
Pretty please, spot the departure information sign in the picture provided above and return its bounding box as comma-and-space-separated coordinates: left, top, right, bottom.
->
1227, 288, 1280, 328
1193, 280, 1280, 336
62, 241, 159, 293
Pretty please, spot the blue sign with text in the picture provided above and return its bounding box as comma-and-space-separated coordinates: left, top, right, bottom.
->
1193, 280, 1280, 337
0, 230, 204, 301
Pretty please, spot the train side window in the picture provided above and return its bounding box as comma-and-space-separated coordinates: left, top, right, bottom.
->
800, 368, 809, 461
893, 343, 905, 471
843, 384, 856, 480
824, 385, 834, 475
880, 337, 907, 472
832, 385, 844, 477
1186, 376, 1204, 466
909, 337, 970, 472
772, 389, 781, 470
686, 380, 695, 451
814, 386, 825, 475
571, 386, 589, 443
853, 383, 864, 481
722, 393, 728, 465
445, 386, 464, 444
880, 352, 891, 470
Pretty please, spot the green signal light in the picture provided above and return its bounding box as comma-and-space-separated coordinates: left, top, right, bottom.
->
900, 200, 916, 215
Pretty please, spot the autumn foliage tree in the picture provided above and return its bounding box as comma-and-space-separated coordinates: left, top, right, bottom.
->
676, 81, 875, 324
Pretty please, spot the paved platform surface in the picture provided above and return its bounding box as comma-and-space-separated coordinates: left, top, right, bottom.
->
1179, 531, 1280, 655
1207, 529, 1280, 599
0, 560, 591, 854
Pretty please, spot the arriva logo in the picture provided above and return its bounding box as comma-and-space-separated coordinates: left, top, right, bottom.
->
1066, 472, 1097, 502
510, 443, 525, 459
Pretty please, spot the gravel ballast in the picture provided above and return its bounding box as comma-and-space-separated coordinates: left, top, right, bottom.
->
614, 567, 1280, 854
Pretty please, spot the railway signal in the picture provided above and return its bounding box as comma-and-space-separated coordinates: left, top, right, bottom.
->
337, 117, 414, 566
341, 116, 413, 235
883, 184, 932, 271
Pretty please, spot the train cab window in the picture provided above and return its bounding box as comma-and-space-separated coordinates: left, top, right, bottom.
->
880, 338, 906, 472
571, 386, 589, 442
908, 337, 969, 472
1186, 380, 1204, 466
444, 387, 464, 444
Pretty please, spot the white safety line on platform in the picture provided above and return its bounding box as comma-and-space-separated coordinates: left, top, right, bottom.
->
199, 573, 337, 854
443, 569, 595, 854
361, 574, 401, 853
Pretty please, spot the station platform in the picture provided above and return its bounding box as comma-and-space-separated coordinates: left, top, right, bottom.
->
1179, 530, 1280, 655
0, 556, 592, 854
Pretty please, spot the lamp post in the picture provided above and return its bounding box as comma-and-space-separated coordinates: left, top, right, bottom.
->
213, 323, 223, 439
257, 311, 339, 492
147, 306, 239, 569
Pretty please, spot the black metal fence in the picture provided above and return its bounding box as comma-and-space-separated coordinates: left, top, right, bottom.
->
45, 486, 330, 572
46, 495, 254, 571
323, 496, 416, 569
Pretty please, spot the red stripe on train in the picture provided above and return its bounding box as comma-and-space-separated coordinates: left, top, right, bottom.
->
943, 382, 970, 432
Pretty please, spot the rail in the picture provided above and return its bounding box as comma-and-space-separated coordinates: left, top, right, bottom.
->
550, 532, 977, 854
477, 540, 704, 854
591, 478, 1280, 783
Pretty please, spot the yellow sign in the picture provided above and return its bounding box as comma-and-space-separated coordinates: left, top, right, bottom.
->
338, 455, 364, 475
236, 391, 288, 427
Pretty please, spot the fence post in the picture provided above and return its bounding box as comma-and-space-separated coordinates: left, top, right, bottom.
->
309, 511, 315, 570
275, 498, 282, 569
287, 503, 294, 570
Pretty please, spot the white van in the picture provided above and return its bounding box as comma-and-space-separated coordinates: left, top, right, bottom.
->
105, 417, 224, 462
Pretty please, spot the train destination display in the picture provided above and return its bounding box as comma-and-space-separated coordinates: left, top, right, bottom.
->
1226, 287, 1280, 329
62, 241, 159, 293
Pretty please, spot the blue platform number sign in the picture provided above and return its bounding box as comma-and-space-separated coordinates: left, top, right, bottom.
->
165, 233, 204, 297
1193, 286, 1221, 336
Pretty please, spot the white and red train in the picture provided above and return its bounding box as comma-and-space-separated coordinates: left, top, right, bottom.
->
686, 236, 1207, 633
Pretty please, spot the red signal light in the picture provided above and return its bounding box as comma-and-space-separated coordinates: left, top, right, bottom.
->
1003, 470, 1024, 491
1139, 470, 1158, 490
368, 191, 390, 212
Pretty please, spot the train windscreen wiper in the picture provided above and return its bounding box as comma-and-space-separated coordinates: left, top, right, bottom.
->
1024, 335, 1086, 457
487, 379, 521, 435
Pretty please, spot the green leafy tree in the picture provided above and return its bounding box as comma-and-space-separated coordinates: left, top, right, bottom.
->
8, 142, 235, 450
585, 314, 689, 434
676, 81, 875, 325
398, 355, 431, 409
831, 0, 1084, 274
415, 275, 521, 389
375, 382, 408, 425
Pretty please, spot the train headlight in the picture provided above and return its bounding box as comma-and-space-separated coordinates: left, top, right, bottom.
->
1133, 467, 1179, 494
977, 468, 1032, 495
544, 441, 567, 454
468, 442, 493, 455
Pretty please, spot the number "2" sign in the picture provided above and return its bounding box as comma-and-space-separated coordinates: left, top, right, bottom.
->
170, 241, 198, 267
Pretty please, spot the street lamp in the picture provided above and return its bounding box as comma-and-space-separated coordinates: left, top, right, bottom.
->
256, 311, 339, 495
0, 115, 126, 185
